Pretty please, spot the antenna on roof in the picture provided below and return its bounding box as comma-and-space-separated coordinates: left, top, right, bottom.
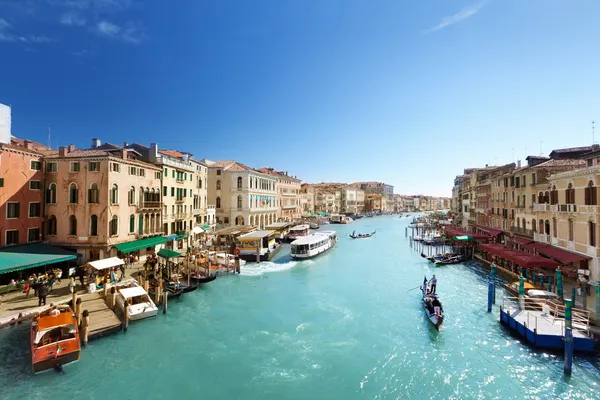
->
48, 125, 51, 149
593, 121, 595, 145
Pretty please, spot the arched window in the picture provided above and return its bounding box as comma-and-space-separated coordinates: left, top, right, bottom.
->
532, 219, 536, 233
586, 180, 597, 205
237, 195, 242, 208
237, 176, 243, 189
538, 219, 544, 234
89, 183, 99, 204
129, 186, 136, 205
538, 192, 544, 204
69, 215, 77, 236
129, 214, 135, 233
110, 184, 119, 204
544, 191, 550, 204
47, 183, 57, 204
550, 186, 557, 205
216, 180, 221, 190
69, 183, 78, 204
545, 219, 550, 235
110, 216, 118, 236
90, 215, 98, 236
516, 218, 520, 229
522, 218, 526, 230
566, 183, 575, 204
47, 215, 57, 235
216, 197, 221, 208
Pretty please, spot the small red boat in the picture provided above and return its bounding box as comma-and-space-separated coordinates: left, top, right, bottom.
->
30, 306, 81, 373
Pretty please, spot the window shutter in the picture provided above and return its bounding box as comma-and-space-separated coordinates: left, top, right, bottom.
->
594, 187, 598, 206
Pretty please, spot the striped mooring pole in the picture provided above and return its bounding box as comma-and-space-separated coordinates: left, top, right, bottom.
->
518, 276, 525, 311
564, 299, 573, 375
556, 267, 564, 300
491, 263, 496, 304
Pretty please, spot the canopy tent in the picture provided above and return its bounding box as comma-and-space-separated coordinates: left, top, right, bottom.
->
536, 246, 590, 265
479, 243, 558, 269
0, 243, 77, 275
473, 225, 503, 237
192, 226, 204, 234
201, 225, 211, 231
166, 234, 178, 241
443, 226, 490, 241
157, 249, 181, 259
115, 236, 167, 254
510, 236, 533, 246
119, 286, 148, 299
454, 236, 474, 241
87, 257, 124, 270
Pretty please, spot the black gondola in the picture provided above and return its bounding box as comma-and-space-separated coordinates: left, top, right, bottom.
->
420, 277, 444, 330
349, 230, 376, 239
191, 274, 217, 284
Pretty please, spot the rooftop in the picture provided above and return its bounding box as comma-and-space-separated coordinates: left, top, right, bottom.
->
210, 160, 254, 172
549, 145, 598, 159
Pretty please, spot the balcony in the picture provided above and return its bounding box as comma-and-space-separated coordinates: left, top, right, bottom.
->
175, 198, 185, 204
207, 205, 216, 210
533, 232, 550, 244
176, 178, 185, 184
533, 203, 550, 212
554, 204, 577, 213
510, 226, 533, 238
138, 201, 162, 210
579, 205, 599, 213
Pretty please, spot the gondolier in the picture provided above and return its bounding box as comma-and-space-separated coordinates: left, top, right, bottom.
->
429, 275, 437, 294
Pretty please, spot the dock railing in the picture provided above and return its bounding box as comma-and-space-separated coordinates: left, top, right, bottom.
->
502, 296, 590, 337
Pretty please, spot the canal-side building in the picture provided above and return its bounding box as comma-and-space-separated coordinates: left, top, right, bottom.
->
0, 138, 46, 247
43, 142, 163, 262
299, 184, 315, 214
257, 168, 302, 222
206, 160, 278, 229
365, 193, 383, 212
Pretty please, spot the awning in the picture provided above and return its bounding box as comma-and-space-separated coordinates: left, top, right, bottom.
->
114, 236, 167, 254
511, 236, 533, 246
192, 226, 204, 234
536, 246, 591, 265
176, 230, 187, 236
157, 248, 181, 259
480, 243, 558, 269
166, 234, 178, 241
87, 257, 124, 270
0, 243, 77, 275
201, 225, 211, 231
443, 226, 490, 240
475, 226, 503, 237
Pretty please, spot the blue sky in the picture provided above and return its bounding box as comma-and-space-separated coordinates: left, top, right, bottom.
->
1, 1, 600, 197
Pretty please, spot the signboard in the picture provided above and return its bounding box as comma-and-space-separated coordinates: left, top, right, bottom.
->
578, 269, 590, 276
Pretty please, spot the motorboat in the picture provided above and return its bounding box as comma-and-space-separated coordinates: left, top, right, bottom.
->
290, 231, 338, 259
31, 305, 81, 373
287, 224, 310, 241
116, 285, 158, 321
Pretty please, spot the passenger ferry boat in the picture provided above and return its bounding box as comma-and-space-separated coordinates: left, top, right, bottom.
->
287, 224, 310, 241
290, 231, 338, 259
330, 214, 353, 224
31, 305, 81, 373
237, 230, 282, 262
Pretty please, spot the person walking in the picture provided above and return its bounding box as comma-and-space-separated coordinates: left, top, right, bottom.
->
68, 277, 76, 294
429, 275, 437, 294
38, 282, 48, 306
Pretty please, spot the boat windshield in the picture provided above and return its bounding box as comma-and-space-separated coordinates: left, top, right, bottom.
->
34, 324, 77, 345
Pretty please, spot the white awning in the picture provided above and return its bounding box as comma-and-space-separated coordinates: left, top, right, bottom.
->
192, 226, 204, 234
119, 286, 148, 299
87, 257, 124, 270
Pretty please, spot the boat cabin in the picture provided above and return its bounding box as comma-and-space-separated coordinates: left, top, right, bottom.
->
237, 230, 281, 261
287, 224, 310, 240
330, 214, 343, 223
265, 222, 293, 242
116, 286, 158, 321
210, 226, 257, 248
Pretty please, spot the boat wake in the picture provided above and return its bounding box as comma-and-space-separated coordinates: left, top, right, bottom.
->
240, 260, 302, 276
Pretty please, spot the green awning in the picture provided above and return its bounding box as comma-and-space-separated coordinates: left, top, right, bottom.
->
0, 243, 78, 275
157, 248, 181, 259
176, 230, 187, 236
178, 235, 188, 240
115, 236, 167, 254
454, 235, 474, 241
201, 225, 211, 231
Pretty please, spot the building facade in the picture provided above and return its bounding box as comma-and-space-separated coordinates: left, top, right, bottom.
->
258, 168, 301, 222
299, 184, 315, 214
341, 186, 364, 214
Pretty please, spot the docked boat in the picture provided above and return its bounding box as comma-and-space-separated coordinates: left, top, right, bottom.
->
434, 255, 464, 265
349, 230, 376, 239
330, 214, 343, 224
31, 305, 81, 373
340, 216, 353, 224
116, 285, 158, 321
309, 223, 320, 229
287, 224, 310, 241
191, 274, 217, 284
290, 231, 338, 259
265, 222, 293, 242
207, 251, 246, 267
420, 279, 444, 330
237, 230, 282, 262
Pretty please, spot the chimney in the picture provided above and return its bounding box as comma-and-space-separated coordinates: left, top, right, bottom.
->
485, 164, 488, 167
517, 160, 521, 168
123, 142, 129, 148
68, 144, 75, 153
285, 171, 288, 176
149, 143, 158, 162
122, 149, 128, 159
24, 140, 32, 150
91, 138, 101, 148
59, 146, 67, 157
182, 153, 189, 162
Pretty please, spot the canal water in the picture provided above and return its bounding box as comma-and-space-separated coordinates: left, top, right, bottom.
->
0, 216, 599, 399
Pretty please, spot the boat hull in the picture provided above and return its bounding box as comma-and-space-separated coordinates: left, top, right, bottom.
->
33, 350, 80, 373
129, 308, 158, 321
421, 286, 444, 330
291, 242, 335, 259
239, 244, 283, 262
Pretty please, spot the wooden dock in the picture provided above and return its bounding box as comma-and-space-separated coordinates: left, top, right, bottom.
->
78, 292, 122, 339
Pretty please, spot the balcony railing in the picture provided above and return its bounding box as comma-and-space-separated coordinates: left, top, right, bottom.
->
138, 201, 162, 210
510, 226, 533, 238
533, 232, 550, 244
175, 198, 185, 204
555, 204, 577, 213
533, 203, 550, 212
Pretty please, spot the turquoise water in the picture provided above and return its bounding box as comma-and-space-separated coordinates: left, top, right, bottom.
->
1, 216, 599, 399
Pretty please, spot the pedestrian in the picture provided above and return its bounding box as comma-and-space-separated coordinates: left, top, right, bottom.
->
38, 282, 48, 306
429, 275, 437, 294
68, 277, 75, 294
576, 279, 582, 296
119, 264, 125, 281
56, 269, 63, 284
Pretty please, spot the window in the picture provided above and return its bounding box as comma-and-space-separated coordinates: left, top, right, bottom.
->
550, 187, 558, 205
199, 178, 202, 189
163, 186, 168, 197
88, 183, 99, 204
110, 184, 119, 204
568, 220, 574, 242
171, 187, 175, 197
89, 161, 100, 172
590, 221, 596, 247
237, 195, 242, 208
28, 202, 40, 218
29, 180, 41, 190
47, 215, 57, 235
566, 183, 575, 204
69, 183, 78, 204
129, 214, 135, 233
110, 216, 118, 236
217, 170, 221, 175
6, 230, 18, 245
216, 197, 221, 208
6, 202, 19, 219
532, 173, 536, 185
237, 176, 243, 189
155, 171, 161, 179
216, 180, 221, 190
90, 215, 98, 236
129, 186, 136, 205
110, 162, 120, 172
585, 181, 597, 205
69, 215, 77, 236
69, 162, 80, 172
28, 228, 40, 243
30, 160, 41, 170
47, 183, 57, 204
0, 178, 3, 187
46, 162, 57, 173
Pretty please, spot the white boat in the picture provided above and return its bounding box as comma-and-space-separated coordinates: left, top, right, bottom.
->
287, 224, 310, 241
207, 251, 247, 267
340, 216, 353, 224
290, 231, 338, 259
115, 286, 158, 321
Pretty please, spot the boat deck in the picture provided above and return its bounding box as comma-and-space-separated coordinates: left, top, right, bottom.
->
505, 307, 588, 338
79, 292, 122, 339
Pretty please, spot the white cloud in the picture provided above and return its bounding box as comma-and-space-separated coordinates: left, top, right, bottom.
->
60, 11, 86, 26
0, 17, 54, 43
424, 0, 488, 34
71, 48, 96, 56
97, 20, 120, 36
95, 20, 144, 44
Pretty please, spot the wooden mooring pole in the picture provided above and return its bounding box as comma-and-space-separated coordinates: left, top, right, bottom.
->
81, 310, 90, 347
564, 299, 573, 375
123, 301, 130, 332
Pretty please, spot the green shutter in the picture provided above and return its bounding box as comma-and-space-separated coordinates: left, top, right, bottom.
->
163, 186, 167, 197
0, 178, 3, 187
172, 170, 175, 178
171, 187, 175, 197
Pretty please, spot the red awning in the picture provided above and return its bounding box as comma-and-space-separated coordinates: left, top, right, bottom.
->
510, 236, 533, 246
479, 244, 558, 269
536, 246, 591, 265
475, 225, 503, 237
522, 242, 549, 251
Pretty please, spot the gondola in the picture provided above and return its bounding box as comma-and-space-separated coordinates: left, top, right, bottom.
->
420, 277, 444, 330
191, 274, 217, 284
149, 285, 184, 299
433, 255, 464, 265
168, 281, 199, 293
349, 230, 376, 239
